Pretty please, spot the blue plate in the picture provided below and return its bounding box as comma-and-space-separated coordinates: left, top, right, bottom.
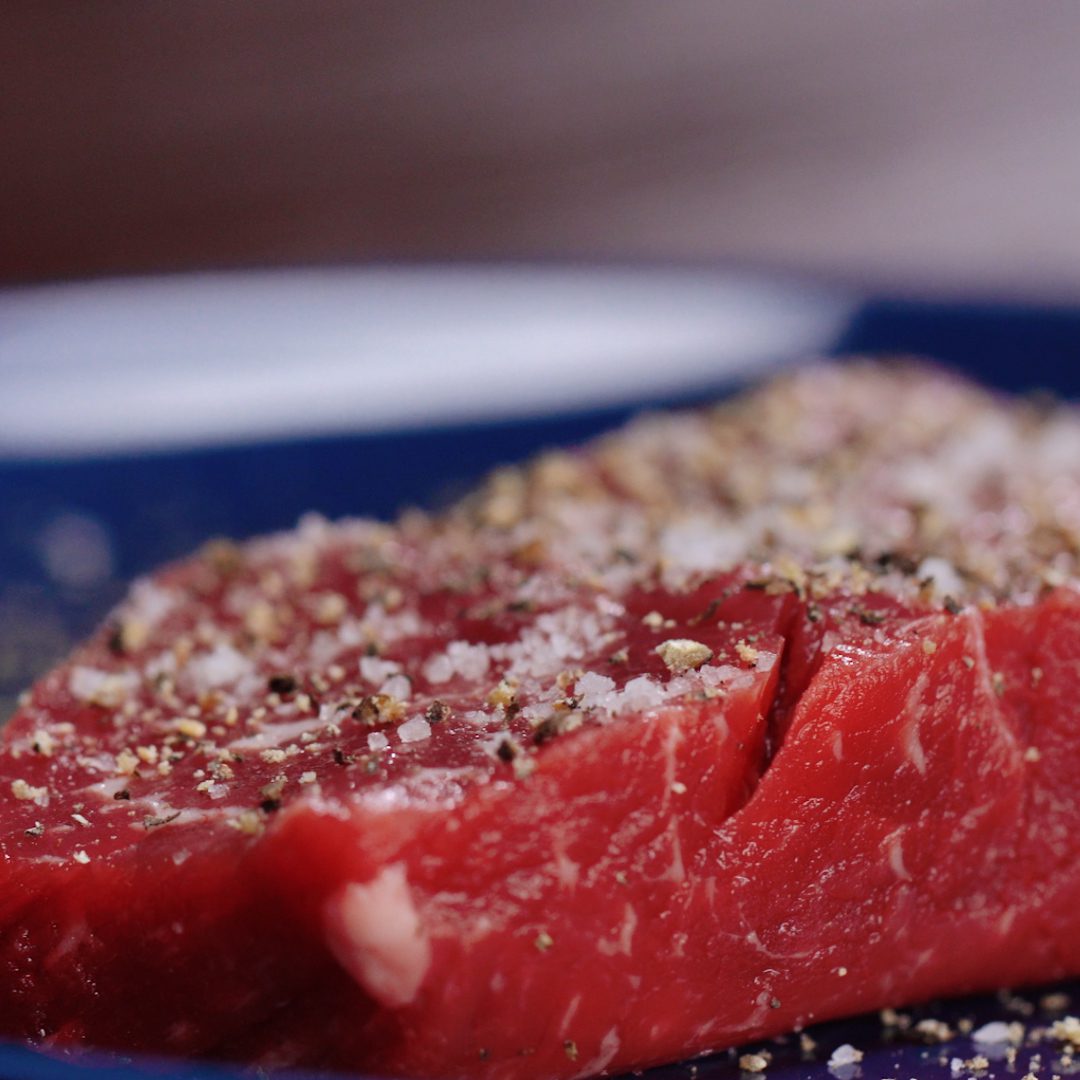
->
1, 268, 1078, 1080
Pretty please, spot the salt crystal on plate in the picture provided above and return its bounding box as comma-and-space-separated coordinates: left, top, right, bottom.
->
828, 1044, 863, 1068
971, 1021, 1011, 1044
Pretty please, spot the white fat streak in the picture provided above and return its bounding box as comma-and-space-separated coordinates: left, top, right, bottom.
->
324, 863, 432, 1008
662, 817, 686, 883
902, 721, 927, 776
551, 829, 581, 891
886, 829, 912, 881
901, 669, 931, 775
75, 751, 119, 776
703, 877, 718, 914
80, 775, 142, 817
741, 926, 816, 962
618, 903, 638, 955
229, 717, 323, 752
559, 993, 582, 1038
598, 903, 638, 957
963, 610, 1023, 760
912, 946, 936, 972
129, 799, 216, 829
77, 774, 225, 827
660, 715, 684, 814
87, 776, 131, 799
571, 1028, 621, 1080
830, 729, 843, 762
45, 919, 91, 966
553, 851, 581, 890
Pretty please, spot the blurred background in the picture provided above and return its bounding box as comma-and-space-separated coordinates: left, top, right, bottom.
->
5, 0, 1080, 298
6, 0, 1080, 720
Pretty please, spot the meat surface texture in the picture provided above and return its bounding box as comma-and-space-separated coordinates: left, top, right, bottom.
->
3, 361, 1080, 1079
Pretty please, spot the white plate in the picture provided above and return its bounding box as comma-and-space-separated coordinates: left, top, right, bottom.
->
0, 265, 853, 459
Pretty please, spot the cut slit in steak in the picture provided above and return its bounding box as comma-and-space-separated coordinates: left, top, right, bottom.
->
3, 361, 1080, 1078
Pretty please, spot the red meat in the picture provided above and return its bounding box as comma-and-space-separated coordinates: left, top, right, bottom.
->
2, 362, 1080, 1079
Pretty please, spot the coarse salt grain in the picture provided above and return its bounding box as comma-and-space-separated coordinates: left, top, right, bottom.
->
423, 641, 491, 684
367, 731, 389, 752
186, 643, 255, 691
379, 674, 412, 702
916, 556, 965, 599
971, 1021, 1012, 1045
422, 652, 454, 684
827, 1045, 863, 1068
575, 671, 617, 710
69, 666, 138, 707
660, 518, 748, 583
397, 717, 432, 744
359, 656, 401, 685
618, 675, 666, 712
127, 579, 177, 626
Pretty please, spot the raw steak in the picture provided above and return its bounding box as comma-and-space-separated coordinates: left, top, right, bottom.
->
3, 362, 1080, 1079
